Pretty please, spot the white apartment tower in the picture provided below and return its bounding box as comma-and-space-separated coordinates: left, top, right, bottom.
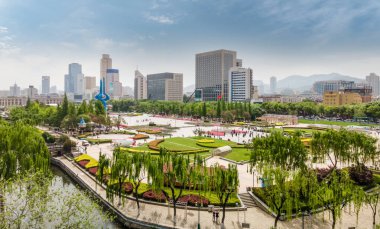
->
270, 76, 277, 94
228, 67, 253, 102
195, 49, 237, 101
134, 70, 147, 100
84, 76, 97, 100
366, 73, 380, 97
41, 76, 50, 95
100, 54, 112, 78
106, 69, 123, 99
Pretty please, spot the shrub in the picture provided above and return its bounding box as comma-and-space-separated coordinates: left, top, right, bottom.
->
63, 139, 76, 153
148, 122, 156, 126
178, 194, 210, 207
122, 182, 133, 194
349, 164, 373, 186
133, 134, 149, 140
316, 168, 333, 182
148, 139, 164, 150
142, 190, 167, 202
86, 138, 112, 144
42, 132, 55, 143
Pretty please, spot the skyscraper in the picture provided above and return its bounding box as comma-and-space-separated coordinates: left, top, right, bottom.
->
84, 76, 97, 100
134, 70, 147, 100
147, 72, 183, 101
228, 67, 253, 102
100, 54, 112, 78
106, 69, 123, 98
366, 73, 380, 97
195, 49, 237, 101
9, 83, 20, 97
41, 76, 50, 95
270, 76, 277, 94
64, 63, 84, 99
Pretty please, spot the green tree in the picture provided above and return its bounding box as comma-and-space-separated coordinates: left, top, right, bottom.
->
202, 102, 207, 117
216, 100, 221, 118
129, 153, 147, 212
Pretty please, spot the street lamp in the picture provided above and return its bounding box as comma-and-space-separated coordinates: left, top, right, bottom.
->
236, 203, 239, 223
196, 202, 200, 229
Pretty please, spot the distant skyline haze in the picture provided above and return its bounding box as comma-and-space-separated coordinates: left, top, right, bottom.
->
0, 0, 380, 90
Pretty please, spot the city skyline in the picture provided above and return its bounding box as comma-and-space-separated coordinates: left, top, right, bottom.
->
1, 0, 380, 90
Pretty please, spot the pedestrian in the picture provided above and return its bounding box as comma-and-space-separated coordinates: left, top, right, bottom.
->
212, 210, 216, 222
216, 210, 219, 223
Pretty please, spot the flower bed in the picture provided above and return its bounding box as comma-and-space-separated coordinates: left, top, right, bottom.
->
78, 160, 90, 168
88, 167, 98, 176
122, 182, 133, 194
138, 128, 161, 134
110, 130, 136, 135
177, 194, 210, 207
142, 190, 167, 202
148, 139, 164, 150
133, 134, 149, 140
197, 139, 215, 143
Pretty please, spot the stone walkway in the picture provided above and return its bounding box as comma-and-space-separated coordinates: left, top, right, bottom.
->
57, 156, 376, 229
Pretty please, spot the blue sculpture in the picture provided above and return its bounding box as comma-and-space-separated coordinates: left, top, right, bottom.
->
95, 77, 110, 112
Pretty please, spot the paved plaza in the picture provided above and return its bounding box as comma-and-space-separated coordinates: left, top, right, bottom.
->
54, 113, 380, 228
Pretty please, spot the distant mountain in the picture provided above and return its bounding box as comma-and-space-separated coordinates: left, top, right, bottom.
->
184, 84, 195, 93
276, 73, 364, 91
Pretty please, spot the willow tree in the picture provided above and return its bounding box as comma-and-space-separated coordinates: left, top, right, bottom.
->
364, 190, 380, 228
128, 152, 147, 211
107, 147, 131, 206
0, 122, 50, 212
211, 164, 239, 226
263, 167, 296, 229
316, 169, 363, 229
96, 152, 110, 192
250, 130, 307, 172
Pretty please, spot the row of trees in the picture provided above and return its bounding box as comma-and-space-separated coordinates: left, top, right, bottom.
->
111, 99, 380, 122
250, 129, 380, 228
98, 148, 239, 227
9, 95, 109, 129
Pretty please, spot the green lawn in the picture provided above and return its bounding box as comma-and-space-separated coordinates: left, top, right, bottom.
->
131, 137, 251, 162
299, 119, 375, 127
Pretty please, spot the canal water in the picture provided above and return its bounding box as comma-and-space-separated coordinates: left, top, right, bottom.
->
51, 166, 123, 228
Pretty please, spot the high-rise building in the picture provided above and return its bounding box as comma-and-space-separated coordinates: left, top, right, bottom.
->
147, 72, 183, 101
366, 73, 380, 97
27, 85, 38, 98
64, 63, 84, 101
84, 76, 97, 100
106, 69, 123, 98
270, 76, 277, 93
228, 67, 253, 102
313, 80, 355, 94
41, 76, 50, 95
9, 83, 20, 97
50, 86, 57, 94
195, 49, 237, 101
100, 54, 112, 78
134, 70, 147, 100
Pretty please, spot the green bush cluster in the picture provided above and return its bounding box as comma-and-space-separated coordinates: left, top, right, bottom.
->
86, 138, 113, 144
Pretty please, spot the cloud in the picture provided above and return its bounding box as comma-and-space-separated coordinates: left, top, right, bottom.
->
0, 26, 8, 33
146, 14, 174, 24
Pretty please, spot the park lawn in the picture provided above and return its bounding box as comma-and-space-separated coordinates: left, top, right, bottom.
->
159, 137, 202, 151
223, 147, 251, 162
282, 128, 325, 135
299, 119, 375, 127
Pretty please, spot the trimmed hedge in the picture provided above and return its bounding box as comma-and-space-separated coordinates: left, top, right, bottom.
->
86, 138, 113, 144
148, 139, 164, 150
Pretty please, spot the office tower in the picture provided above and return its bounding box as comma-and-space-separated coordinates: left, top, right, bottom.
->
147, 72, 183, 101
100, 54, 112, 78
366, 73, 380, 97
41, 76, 50, 95
253, 80, 264, 95
27, 85, 38, 98
270, 76, 277, 94
9, 83, 21, 97
313, 80, 355, 94
106, 69, 123, 98
196, 49, 237, 101
50, 86, 57, 94
84, 76, 97, 100
236, 59, 243, 67
134, 70, 147, 100
64, 63, 84, 101
228, 67, 253, 102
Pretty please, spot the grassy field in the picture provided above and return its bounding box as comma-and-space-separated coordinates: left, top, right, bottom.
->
299, 119, 375, 127
132, 137, 252, 162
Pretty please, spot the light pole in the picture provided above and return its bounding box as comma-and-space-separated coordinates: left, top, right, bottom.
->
236, 203, 239, 223
252, 169, 255, 188
196, 202, 200, 229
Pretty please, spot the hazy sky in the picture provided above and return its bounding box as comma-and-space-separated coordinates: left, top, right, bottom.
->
1, 0, 380, 90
